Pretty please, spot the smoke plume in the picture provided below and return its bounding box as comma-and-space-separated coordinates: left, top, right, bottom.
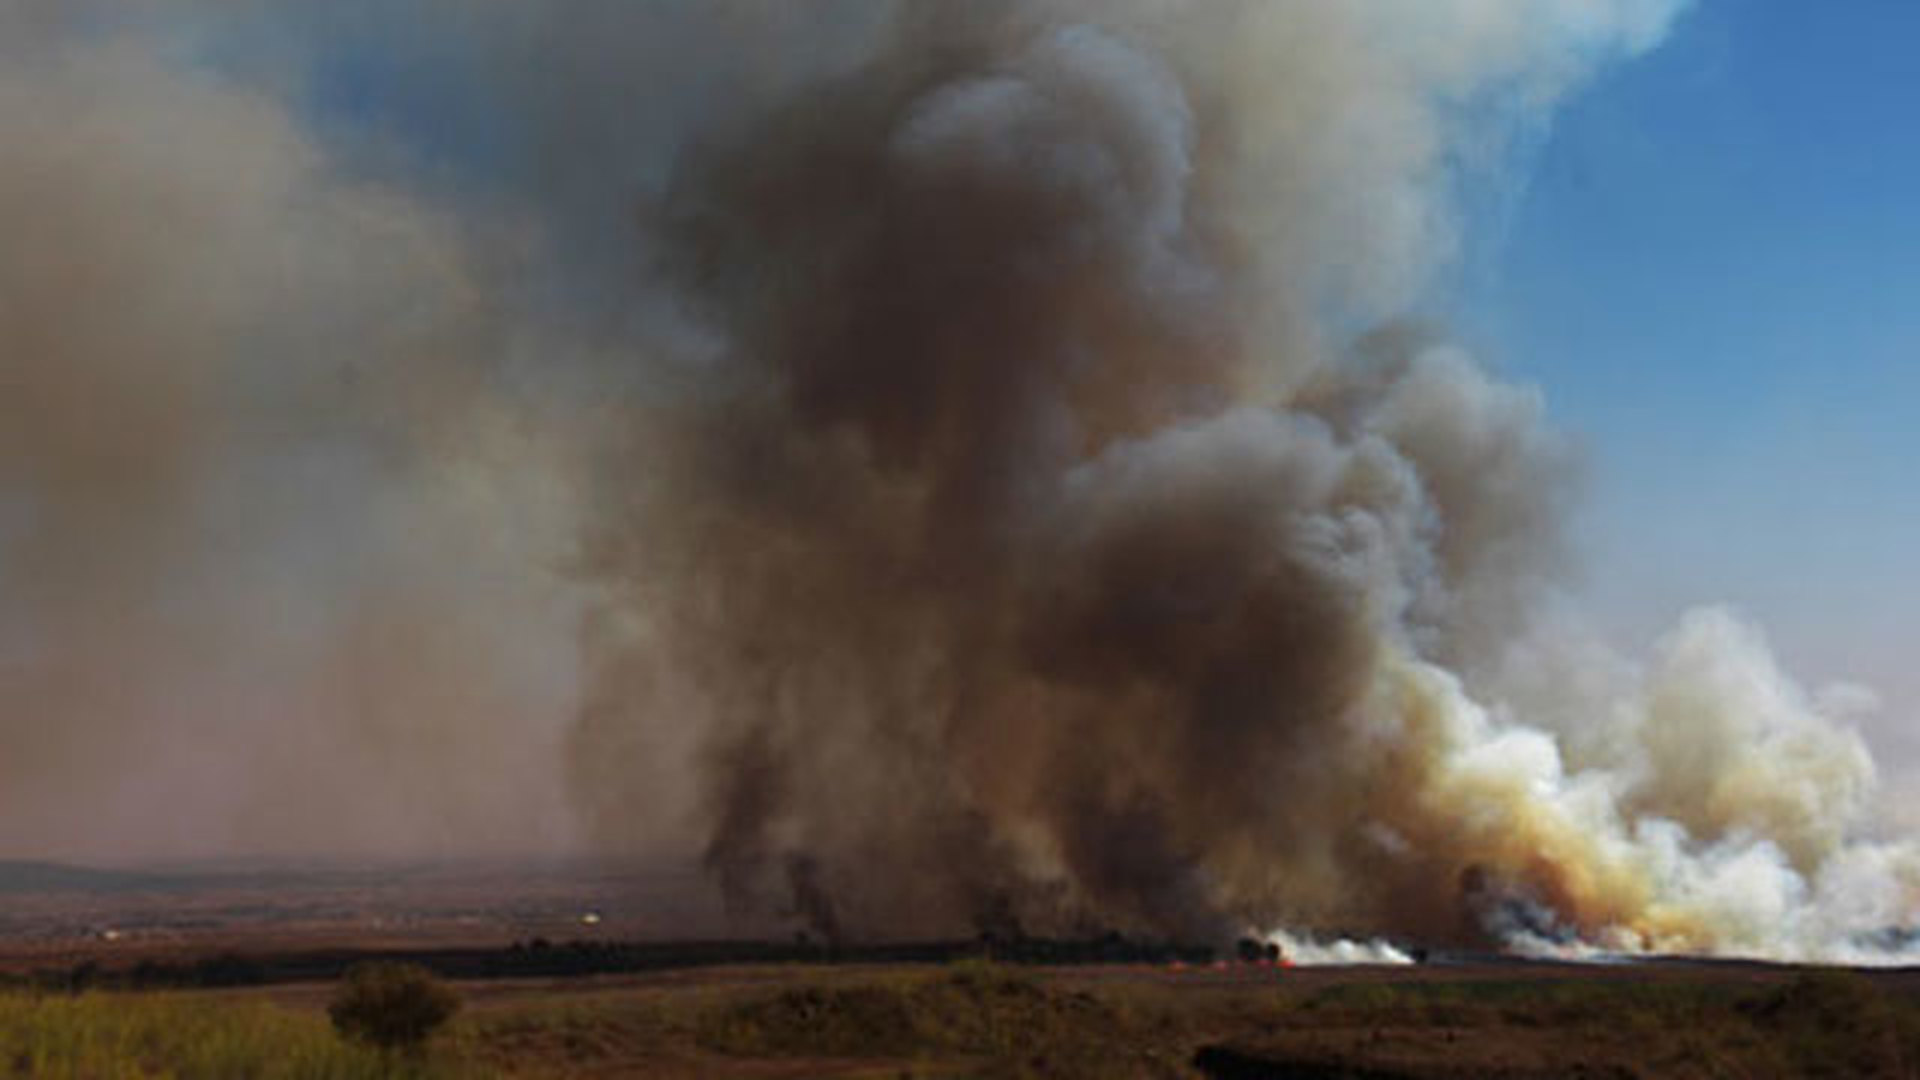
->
4, 1, 1915, 961
564, 1, 1920, 959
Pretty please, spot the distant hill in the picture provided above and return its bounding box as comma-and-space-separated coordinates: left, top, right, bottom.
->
0, 860, 189, 894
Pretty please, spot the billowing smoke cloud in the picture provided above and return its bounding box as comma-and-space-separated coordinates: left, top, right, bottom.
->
4, 0, 1915, 962
562, 0, 1920, 959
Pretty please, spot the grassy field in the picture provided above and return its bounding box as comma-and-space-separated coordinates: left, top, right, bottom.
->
0, 990, 463, 1078
6, 960, 1920, 1077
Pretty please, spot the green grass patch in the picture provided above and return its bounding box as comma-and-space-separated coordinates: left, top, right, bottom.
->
0, 990, 474, 1078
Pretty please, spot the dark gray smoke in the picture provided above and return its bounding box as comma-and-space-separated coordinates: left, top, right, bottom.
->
562, 2, 1752, 946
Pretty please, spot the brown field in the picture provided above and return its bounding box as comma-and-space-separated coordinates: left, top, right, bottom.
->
8, 957, 1920, 1077
5, 860, 1920, 1078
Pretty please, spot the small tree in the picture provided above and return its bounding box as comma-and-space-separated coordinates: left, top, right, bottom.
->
328, 962, 460, 1052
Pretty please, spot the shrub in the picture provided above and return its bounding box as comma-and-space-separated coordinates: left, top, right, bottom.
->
328, 962, 460, 1052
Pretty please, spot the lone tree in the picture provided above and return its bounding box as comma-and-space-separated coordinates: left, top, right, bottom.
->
328, 962, 460, 1052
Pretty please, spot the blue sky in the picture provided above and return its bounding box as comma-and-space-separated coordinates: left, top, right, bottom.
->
1458, 1, 1920, 736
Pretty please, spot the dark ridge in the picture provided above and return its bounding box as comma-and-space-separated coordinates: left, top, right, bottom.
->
0, 861, 193, 895
1192, 1045, 1426, 1080
6, 935, 1220, 992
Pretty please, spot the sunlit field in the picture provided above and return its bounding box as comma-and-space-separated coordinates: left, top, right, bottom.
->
7, 960, 1920, 1078
0, 991, 464, 1079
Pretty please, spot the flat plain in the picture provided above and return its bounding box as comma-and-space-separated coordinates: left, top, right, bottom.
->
3, 861, 1917, 1078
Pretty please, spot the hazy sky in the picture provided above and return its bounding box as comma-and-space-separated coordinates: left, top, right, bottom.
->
1458, 1, 1920, 763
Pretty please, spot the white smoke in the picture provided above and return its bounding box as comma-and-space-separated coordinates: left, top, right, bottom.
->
1265, 929, 1415, 966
